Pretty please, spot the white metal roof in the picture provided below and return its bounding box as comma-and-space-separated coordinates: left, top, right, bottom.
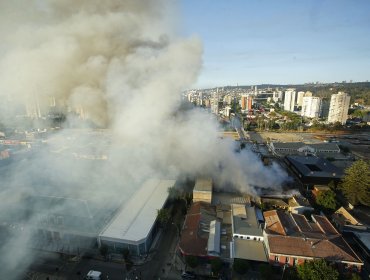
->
207, 220, 221, 255
99, 179, 175, 244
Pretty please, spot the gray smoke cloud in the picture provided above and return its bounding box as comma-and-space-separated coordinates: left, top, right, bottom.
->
0, 1, 288, 278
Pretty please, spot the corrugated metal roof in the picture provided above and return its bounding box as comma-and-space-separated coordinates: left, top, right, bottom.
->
99, 179, 175, 244
207, 220, 221, 255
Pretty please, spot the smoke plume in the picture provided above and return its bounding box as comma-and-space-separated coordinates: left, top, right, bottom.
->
0, 1, 288, 278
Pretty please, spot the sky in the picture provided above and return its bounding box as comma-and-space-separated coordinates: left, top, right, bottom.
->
180, 0, 370, 88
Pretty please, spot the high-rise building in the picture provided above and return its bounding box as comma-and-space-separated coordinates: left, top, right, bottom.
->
296, 91, 305, 107
301, 96, 322, 118
328, 92, 350, 124
241, 95, 253, 110
283, 89, 296, 112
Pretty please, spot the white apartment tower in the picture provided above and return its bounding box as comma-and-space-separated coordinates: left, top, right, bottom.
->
301, 96, 322, 118
296, 91, 305, 107
328, 92, 350, 124
284, 89, 296, 112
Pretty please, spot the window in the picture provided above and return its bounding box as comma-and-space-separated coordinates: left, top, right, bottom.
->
285, 257, 290, 264
293, 258, 298, 266
275, 256, 279, 262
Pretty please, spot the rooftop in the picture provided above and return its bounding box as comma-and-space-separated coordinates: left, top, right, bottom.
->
99, 179, 175, 244
194, 178, 213, 192
231, 205, 263, 237
232, 238, 268, 262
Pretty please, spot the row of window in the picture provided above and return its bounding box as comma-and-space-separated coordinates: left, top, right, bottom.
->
233, 235, 263, 241
274, 255, 299, 266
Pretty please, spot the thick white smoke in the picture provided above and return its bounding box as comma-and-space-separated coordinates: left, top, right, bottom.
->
0, 1, 288, 278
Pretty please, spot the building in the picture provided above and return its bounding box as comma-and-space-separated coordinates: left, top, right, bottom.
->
331, 207, 367, 233
284, 89, 296, 112
263, 210, 363, 270
269, 142, 340, 157
296, 91, 305, 107
98, 179, 175, 256
328, 92, 351, 124
288, 196, 314, 214
241, 95, 253, 111
230, 204, 268, 262
284, 155, 344, 185
193, 178, 213, 204
178, 202, 219, 258
301, 96, 322, 118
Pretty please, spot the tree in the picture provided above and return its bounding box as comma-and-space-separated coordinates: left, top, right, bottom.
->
316, 190, 337, 211
211, 258, 223, 275
232, 259, 250, 275
185, 255, 199, 269
297, 259, 339, 280
340, 160, 370, 206
156, 208, 170, 226
259, 264, 273, 280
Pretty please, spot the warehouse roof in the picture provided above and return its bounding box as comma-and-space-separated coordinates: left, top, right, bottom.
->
99, 179, 175, 244
231, 204, 263, 237
232, 238, 268, 262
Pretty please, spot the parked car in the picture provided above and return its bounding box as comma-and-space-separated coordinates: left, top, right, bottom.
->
181, 271, 197, 279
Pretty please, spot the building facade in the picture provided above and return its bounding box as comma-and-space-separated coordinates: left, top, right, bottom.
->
328, 92, 350, 124
301, 96, 322, 118
283, 89, 296, 112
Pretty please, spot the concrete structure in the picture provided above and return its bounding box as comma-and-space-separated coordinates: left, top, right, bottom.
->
263, 210, 363, 270
296, 91, 305, 107
98, 179, 175, 256
193, 178, 213, 204
241, 95, 253, 111
284, 89, 296, 112
328, 92, 351, 124
301, 96, 322, 118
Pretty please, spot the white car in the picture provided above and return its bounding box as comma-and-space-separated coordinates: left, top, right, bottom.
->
85, 270, 102, 280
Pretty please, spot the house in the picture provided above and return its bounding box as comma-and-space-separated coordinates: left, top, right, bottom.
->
311, 185, 331, 200
263, 210, 363, 271
332, 207, 367, 233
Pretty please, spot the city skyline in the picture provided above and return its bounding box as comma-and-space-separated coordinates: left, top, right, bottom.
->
181, 0, 370, 88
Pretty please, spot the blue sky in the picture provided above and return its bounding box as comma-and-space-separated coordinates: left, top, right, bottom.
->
180, 0, 370, 88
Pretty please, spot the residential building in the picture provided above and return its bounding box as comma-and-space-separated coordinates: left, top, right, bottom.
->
263, 210, 363, 270
284, 89, 296, 112
328, 92, 351, 124
296, 91, 305, 107
301, 96, 322, 118
241, 95, 253, 111
331, 207, 367, 233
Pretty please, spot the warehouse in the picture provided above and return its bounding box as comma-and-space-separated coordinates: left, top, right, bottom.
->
98, 179, 175, 256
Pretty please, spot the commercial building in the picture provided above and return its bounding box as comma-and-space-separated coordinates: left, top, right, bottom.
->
230, 204, 268, 262
301, 96, 322, 118
263, 210, 363, 270
328, 92, 351, 124
284, 155, 344, 185
269, 142, 340, 157
98, 179, 175, 256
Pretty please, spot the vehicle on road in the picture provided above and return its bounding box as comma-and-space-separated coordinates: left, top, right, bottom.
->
181, 271, 197, 279
85, 270, 102, 280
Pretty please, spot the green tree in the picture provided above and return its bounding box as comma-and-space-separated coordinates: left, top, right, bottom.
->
340, 160, 370, 206
259, 264, 273, 280
210, 258, 223, 275
185, 255, 199, 268
316, 190, 337, 211
156, 208, 170, 226
297, 259, 339, 280
232, 259, 250, 275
